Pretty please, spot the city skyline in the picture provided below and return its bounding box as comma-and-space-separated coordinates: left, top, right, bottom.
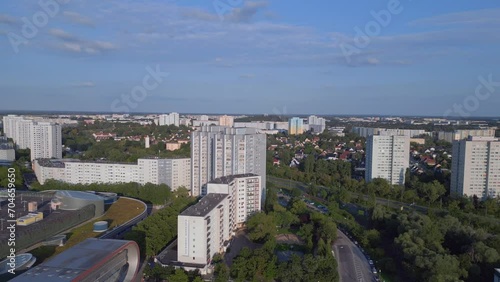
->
1, 1, 499, 116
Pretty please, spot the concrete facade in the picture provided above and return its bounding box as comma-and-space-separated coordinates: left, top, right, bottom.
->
352, 127, 428, 138
218, 115, 234, 127
366, 135, 410, 186
288, 117, 304, 135
177, 193, 232, 266
190, 126, 266, 200
437, 129, 496, 143
34, 158, 191, 190
451, 137, 500, 199
158, 112, 180, 127
204, 174, 261, 227
30, 122, 62, 161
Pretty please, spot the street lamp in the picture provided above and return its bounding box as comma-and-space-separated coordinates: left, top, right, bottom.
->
22, 200, 27, 212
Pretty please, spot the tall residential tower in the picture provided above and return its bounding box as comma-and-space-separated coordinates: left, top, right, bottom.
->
30, 122, 62, 161
190, 126, 266, 200
288, 117, 304, 135
365, 135, 410, 186
451, 136, 500, 199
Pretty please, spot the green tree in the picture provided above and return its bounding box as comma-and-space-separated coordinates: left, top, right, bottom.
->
247, 212, 277, 242
168, 269, 189, 282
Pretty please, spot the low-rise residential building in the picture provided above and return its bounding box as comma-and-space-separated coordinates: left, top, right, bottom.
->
92, 132, 117, 141
0, 141, 15, 161
352, 127, 429, 138
166, 142, 182, 151
33, 157, 191, 190
437, 129, 496, 143
410, 138, 426, 145
33, 159, 67, 184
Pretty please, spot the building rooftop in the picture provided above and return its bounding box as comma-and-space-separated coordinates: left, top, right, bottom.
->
35, 158, 66, 168
208, 173, 259, 185
12, 238, 139, 282
55, 190, 104, 201
180, 193, 228, 217
0, 143, 14, 150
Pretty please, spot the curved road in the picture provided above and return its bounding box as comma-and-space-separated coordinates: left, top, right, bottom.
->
333, 229, 375, 282
278, 192, 375, 282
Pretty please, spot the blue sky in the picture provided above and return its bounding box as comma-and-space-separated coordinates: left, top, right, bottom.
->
0, 0, 499, 116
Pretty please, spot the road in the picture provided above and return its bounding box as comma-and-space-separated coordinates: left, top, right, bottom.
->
277, 192, 375, 282
333, 229, 375, 282
269, 176, 428, 212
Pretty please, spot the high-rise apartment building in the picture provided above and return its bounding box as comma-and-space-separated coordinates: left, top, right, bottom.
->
288, 117, 304, 135
3, 116, 63, 159
204, 174, 261, 227
165, 158, 191, 190
218, 115, 234, 127
177, 193, 232, 267
365, 135, 410, 185
308, 115, 326, 133
2, 115, 25, 139
3, 115, 33, 149
158, 112, 180, 127
30, 122, 62, 161
451, 136, 500, 199
190, 126, 266, 200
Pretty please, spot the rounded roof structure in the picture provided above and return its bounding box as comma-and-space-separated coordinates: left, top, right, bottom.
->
0, 253, 35, 274
55, 190, 104, 200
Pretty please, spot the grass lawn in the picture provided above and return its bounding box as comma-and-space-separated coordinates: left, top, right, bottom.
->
30, 197, 145, 264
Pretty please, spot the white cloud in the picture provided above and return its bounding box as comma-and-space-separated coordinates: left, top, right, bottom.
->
409, 8, 500, 27
63, 11, 94, 27
72, 82, 95, 88
49, 28, 77, 41
226, 1, 269, 23
49, 28, 117, 54
366, 58, 380, 65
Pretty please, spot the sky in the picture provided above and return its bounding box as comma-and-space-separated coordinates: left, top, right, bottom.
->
0, 0, 499, 117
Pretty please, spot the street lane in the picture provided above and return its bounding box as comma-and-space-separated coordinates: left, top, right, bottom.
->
277, 192, 374, 282
334, 229, 375, 282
